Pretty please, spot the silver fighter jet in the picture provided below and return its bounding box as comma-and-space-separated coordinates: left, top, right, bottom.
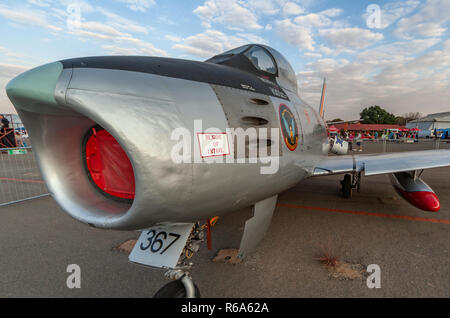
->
6, 44, 450, 297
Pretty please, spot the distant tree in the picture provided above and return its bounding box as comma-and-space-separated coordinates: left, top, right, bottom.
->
360, 106, 397, 124
403, 112, 422, 122
328, 118, 344, 123
395, 116, 407, 126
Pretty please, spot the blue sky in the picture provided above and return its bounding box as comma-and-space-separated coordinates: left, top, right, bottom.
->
1, 0, 449, 120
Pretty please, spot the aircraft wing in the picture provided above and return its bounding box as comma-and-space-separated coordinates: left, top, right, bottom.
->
313, 149, 450, 176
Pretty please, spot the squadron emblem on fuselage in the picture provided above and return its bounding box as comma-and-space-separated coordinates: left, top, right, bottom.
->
279, 104, 299, 151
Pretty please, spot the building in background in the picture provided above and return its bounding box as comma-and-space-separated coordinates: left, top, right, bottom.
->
406, 112, 450, 138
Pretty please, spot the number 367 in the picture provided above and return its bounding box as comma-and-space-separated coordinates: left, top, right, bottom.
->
140, 230, 180, 255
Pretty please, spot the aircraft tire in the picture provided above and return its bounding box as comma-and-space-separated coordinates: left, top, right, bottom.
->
153, 279, 201, 298
341, 174, 352, 199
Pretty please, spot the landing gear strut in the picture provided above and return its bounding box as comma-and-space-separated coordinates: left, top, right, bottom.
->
153, 223, 205, 298
340, 172, 361, 199
153, 272, 201, 298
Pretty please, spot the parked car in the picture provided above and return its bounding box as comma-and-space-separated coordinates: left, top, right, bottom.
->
361, 134, 374, 140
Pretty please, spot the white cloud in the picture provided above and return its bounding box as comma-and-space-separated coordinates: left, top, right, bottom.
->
0, 47, 21, 58
69, 18, 165, 56
293, 9, 343, 28
27, 0, 53, 7
275, 19, 315, 51
320, 8, 343, 18
274, 8, 346, 52
70, 21, 130, 40
97, 8, 150, 34
237, 32, 268, 45
298, 37, 450, 120
362, 1, 420, 29
282, 2, 305, 16
304, 52, 322, 58
114, 0, 156, 12
157, 16, 176, 26
246, 0, 279, 15
394, 0, 450, 38
0, 4, 62, 32
0, 64, 31, 114
59, 0, 95, 14
357, 38, 441, 64
102, 42, 166, 57
317, 45, 337, 56
173, 30, 265, 58
319, 28, 384, 53
165, 35, 183, 43
194, 0, 262, 31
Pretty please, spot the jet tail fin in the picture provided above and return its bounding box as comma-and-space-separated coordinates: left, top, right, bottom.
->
318, 78, 326, 118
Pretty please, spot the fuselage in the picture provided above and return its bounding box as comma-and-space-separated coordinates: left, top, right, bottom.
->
6, 47, 330, 230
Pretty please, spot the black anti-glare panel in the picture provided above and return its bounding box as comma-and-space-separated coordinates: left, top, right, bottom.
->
60, 56, 289, 101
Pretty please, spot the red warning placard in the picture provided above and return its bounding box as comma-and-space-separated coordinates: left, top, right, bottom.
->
197, 133, 230, 158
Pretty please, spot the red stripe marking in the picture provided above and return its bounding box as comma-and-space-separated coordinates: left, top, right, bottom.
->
0, 177, 44, 184
277, 203, 450, 225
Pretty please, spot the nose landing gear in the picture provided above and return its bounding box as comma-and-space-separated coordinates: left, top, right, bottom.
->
152, 222, 205, 298
153, 271, 201, 298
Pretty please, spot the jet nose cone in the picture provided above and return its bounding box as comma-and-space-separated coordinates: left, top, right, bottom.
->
6, 62, 63, 109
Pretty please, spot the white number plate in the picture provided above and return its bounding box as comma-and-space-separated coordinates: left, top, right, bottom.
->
129, 223, 194, 269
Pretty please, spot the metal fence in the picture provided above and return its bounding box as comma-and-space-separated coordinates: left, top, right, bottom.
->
350, 138, 450, 154
0, 147, 49, 207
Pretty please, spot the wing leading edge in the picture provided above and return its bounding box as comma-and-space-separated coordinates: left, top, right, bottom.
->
313, 149, 450, 177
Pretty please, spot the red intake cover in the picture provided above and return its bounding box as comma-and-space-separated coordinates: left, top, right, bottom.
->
85, 128, 135, 199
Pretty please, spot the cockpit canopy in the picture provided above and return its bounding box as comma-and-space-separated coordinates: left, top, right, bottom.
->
206, 44, 298, 93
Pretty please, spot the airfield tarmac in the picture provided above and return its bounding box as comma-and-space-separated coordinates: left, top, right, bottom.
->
1, 140, 450, 297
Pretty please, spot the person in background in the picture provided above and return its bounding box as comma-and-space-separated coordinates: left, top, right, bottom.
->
15, 131, 24, 147
374, 131, 378, 141
22, 130, 29, 147
355, 132, 363, 152
0, 114, 9, 131
349, 132, 354, 151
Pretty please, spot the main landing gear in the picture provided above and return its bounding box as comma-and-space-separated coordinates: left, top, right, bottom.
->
340, 172, 361, 199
